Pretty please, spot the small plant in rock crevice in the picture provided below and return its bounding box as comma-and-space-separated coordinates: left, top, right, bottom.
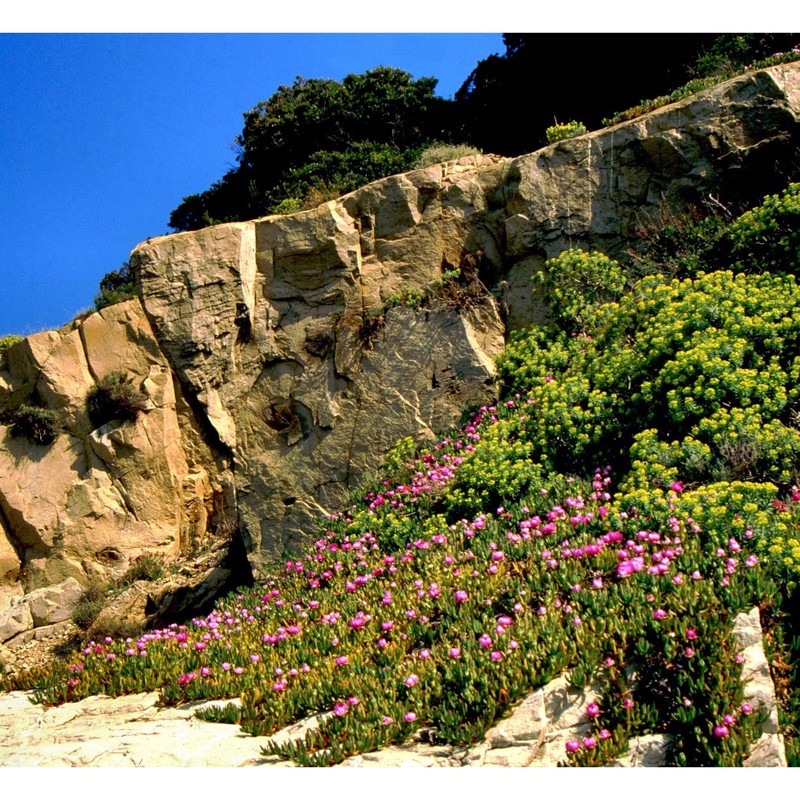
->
86, 372, 148, 429
8, 404, 61, 445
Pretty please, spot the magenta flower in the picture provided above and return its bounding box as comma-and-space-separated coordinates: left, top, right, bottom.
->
347, 696, 360, 706
713, 725, 729, 738
741, 702, 753, 715
479, 634, 492, 648
454, 590, 468, 603
599, 729, 611, 740
405, 673, 420, 687
653, 608, 666, 620
490, 650, 502, 661
586, 702, 600, 718
686, 628, 697, 640
565, 740, 580, 753
404, 711, 417, 723
335, 655, 348, 667
333, 702, 348, 717
222, 662, 231, 671
449, 647, 461, 658
685, 647, 694, 658
582, 737, 597, 749
419, 649, 431, 659
382, 716, 393, 725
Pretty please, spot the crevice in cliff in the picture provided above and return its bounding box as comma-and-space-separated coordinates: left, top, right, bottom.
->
0, 497, 25, 567
76, 320, 100, 385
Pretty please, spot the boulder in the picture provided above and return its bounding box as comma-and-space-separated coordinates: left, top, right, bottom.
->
26, 577, 83, 626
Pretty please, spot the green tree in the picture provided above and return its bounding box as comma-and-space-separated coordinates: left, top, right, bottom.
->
169, 67, 460, 231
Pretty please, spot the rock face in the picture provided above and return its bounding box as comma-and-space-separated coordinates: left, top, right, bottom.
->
1, 63, 800, 610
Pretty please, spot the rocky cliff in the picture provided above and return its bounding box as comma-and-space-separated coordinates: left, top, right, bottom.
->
1, 63, 799, 642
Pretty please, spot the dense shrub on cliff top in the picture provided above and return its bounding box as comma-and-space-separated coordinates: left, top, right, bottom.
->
168, 68, 460, 231
8, 182, 800, 766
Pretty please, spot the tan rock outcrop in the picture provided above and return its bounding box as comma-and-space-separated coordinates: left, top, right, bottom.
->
0, 302, 222, 606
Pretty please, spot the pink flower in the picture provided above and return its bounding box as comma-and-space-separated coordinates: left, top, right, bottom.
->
405, 673, 420, 687
653, 608, 666, 620
565, 740, 580, 753
347, 696, 360, 706
723, 714, 735, 726
599, 729, 611, 740
335, 655, 348, 667
382, 716, 393, 725
490, 650, 502, 661
685, 647, 694, 658
449, 647, 461, 658
333, 702, 348, 717
622, 698, 634, 709
222, 662, 231, 671
479, 634, 492, 648
741, 702, 753, 715
582, 737, 597, 749
686, 628, 697, 640
586, 702, 600, 718
713, 724, 729, 738
404, 711, 417, 723
454, 590, 468, 603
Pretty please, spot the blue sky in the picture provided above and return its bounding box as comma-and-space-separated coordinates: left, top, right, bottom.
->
0, 33, 506, 335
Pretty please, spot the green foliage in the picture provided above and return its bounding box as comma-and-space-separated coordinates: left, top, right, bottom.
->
264, 141, 419, 213
632, 206, 728, 279
718, 183, 800, 274
9, 404, 61, 445
115, 554, 167, 588
503, 267, 800, 483
411, 142, 482, 169
271, 197, 304, 215
94, 262, 136, 311
86, 373, 148, 428
603, 46, 800, 127
359, 267, 486, 349
545, 121, 588, 144
694, 35, 800, 78
170, 68, 460, 230
71, 586, 108, 631
0, 335, 23, 356
534, 248, 626, 331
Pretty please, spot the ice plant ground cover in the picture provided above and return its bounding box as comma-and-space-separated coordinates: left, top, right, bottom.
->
6, 182, 800, 767
3, 404, 798, 766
